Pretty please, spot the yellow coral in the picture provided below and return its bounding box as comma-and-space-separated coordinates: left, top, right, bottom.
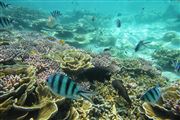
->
51, 49, 93, 74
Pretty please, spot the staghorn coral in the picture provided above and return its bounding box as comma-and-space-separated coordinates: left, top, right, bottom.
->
73, 81, 122, 120
152, 49, 180, 69
50, 49, 93, 74
91, 53, 120, 73
0, 45, 21, 65
23, 55, 60, 83
115, 58, 162, 78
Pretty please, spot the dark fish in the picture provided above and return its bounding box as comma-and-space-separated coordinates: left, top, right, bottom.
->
103, 47, 112, 52
77, 67, 111, 83
0, 17, 13, 28
0, 1, 10, 9
112, 80, 132, 105
140, 84, 161, 103
91, 16, 95, 22
117, 13, 122, 17
50, 10, 62, 19
172, 60, 180, 72
134, 40, 150, 52
46, 72, 93, 102
116, 19, 121, 28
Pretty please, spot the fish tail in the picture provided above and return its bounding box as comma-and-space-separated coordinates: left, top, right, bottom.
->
78, 90, 96, 103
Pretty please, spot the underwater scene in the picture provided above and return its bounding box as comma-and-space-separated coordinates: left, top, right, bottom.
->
0, 0, 180, 119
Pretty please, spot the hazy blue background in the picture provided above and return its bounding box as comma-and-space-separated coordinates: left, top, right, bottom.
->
6, 0, 180, 16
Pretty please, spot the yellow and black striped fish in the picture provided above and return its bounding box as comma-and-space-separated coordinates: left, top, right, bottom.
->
46, 72, 94, 102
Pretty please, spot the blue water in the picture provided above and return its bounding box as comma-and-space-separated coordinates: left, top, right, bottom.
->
4, 0, 179, 66
1, 0, 180, 119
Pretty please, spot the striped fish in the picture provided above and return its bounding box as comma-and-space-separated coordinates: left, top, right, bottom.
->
0, 17, 13, 29
50, 10, 62, 19
0, 1, 10, 9
46, 72, 93, 102
172, 60, 180, 72
140, 84, 161, 103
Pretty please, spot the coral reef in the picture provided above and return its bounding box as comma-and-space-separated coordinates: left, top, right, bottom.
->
152, 49, 180, 69
50, 49, 93, 75
0, 29, 178, 120
23, 55, 60, 83
140, 80, 180, 120
162, 31, 177, 42
0, 45, 21, 65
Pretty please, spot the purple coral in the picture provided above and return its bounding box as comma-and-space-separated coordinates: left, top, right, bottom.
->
0, 74, 22, 93
23, 55, 60, 83
0, 45, 21, 64
91, 53, 120, 73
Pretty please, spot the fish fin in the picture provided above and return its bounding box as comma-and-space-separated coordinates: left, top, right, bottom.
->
78, 90, 96, 103
79, 93, 93, 103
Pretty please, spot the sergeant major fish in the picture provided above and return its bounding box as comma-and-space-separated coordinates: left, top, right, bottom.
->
140, 84, 161, 103
0, 17, 13, 29
0, 1, 11, 9
46, 72, 94, 102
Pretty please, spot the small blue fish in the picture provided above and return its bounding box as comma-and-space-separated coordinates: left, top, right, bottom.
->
140, 84, 161, 103
46, 72, 93, 102
172, 60, 180, 72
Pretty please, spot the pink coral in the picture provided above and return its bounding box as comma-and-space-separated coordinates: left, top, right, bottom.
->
0, 74, 22, 93
23, 55, 60, 83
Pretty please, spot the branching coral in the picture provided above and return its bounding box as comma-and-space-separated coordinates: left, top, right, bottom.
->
0, 45, 21, 65
23, 55, 60, 82
152, 49, 180, 69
